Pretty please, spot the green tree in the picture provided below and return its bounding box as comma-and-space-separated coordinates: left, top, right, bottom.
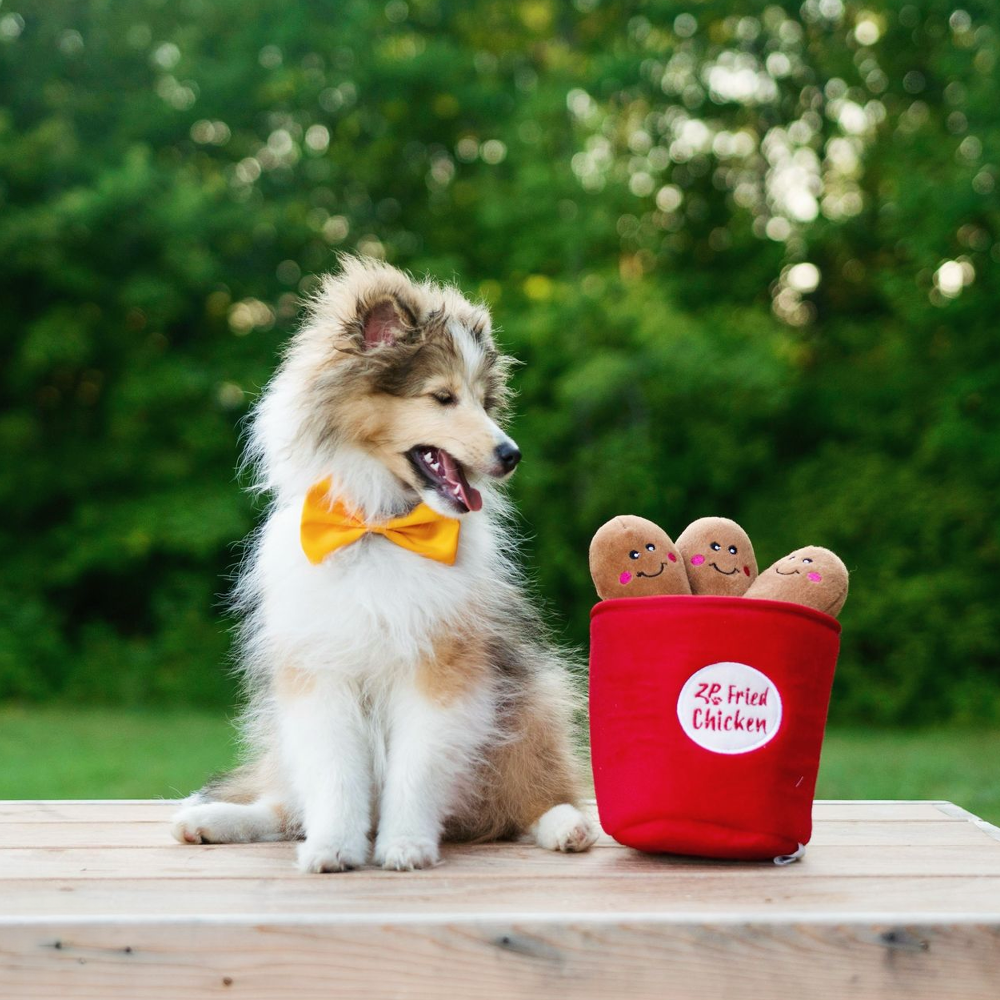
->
1, 1, 997, 722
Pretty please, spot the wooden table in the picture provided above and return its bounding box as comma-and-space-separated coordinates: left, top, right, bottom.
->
1, 800, 998, 999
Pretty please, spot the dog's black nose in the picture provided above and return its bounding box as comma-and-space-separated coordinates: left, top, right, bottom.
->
495, 441, 521, 473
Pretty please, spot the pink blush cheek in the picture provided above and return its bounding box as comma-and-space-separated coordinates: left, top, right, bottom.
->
619, 571, 632, 585
743, 566, 750, 576
668, 552, 677, 563
690, 554, 705, 566
807, 571, 822, 583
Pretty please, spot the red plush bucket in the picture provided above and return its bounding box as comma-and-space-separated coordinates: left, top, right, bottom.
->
589, 595, 840, 860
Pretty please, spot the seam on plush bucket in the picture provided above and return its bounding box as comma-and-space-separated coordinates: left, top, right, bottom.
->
615, 811, 807, 850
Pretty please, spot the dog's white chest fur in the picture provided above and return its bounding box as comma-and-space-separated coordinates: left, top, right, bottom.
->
253, 500, 495, 679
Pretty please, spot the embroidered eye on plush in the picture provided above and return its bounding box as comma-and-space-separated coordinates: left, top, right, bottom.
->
432, 390, 457, 405
710, 542, 721, 551
645, 543, 656, 552
728, 545, 737, 554
802, 558, 813, 564
629, 550, 640, 560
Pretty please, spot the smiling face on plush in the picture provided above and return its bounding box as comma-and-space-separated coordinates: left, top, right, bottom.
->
675, 517, 758, 596
589, 515, 691, 601
745, 545, 849, 617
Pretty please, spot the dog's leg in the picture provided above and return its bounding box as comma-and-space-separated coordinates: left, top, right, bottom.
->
277, 667, 372, 873
454, 664, 598, 852
171, 798, 287, 844
374, 675, 489, 871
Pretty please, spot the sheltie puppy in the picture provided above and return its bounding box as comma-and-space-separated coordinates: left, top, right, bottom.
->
171, 256, 597, 871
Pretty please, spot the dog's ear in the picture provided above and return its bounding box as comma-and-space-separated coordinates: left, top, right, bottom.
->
360, 295, 416, 349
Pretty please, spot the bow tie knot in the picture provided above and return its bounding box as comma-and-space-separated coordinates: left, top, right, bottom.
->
300, 478, 461, 566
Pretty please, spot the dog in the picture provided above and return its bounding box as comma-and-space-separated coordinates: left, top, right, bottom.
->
171, 256, 597, 871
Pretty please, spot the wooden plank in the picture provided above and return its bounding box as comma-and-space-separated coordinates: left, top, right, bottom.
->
0, 822, 618, 849
0, 801, 179, 823
0, 800, 964, 823
935, 801, 1000, 842
2, 840, 1000, 880
2, 798, 999, 999
792, 820, 991, 846
1, 918, 998, 1000
1, 818, 991, 849
2, 874, 999, 918
812, 801, 960, 821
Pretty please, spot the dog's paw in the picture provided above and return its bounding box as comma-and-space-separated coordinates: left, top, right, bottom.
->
532, 804, 598, 853
171, 800, 285, 845
296, 837, 369, 874
374, 836, 440, 871
171, 804, 219, 845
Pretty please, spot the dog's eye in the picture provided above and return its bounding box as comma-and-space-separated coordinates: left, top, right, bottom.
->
728, 545, 737, 555
432, 390, 457, 406
629, 550, 640, 560
645, 543, 655, 552
710, 542, 721, 551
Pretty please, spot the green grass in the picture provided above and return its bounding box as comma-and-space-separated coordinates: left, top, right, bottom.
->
0, 705, 240, 800
817, 728, 1000, 825
1, 706, 998, 825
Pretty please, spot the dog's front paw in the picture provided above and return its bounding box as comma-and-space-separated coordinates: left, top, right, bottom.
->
532, 803, 598, 853
374, 836, 440, 871
171, 804, 219, 845
297, 837, 369, 874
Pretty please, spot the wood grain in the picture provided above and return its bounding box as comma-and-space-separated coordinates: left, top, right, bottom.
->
1, 818, 990, 848
2, 799, 999, 999
1, 873, 999, 918
2, 919, 999, 1000
4, 842, 1000, 880
0, 799, 964, 823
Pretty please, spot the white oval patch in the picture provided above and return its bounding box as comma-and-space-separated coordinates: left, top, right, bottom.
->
676, 662, 782, 755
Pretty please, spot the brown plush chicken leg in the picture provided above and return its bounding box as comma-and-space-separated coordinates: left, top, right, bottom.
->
589, 515, 691, 601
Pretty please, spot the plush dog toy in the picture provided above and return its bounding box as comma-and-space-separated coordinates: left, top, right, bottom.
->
676, 516, 758, 596
589, 516, 691, 601
745, 545, 849, 617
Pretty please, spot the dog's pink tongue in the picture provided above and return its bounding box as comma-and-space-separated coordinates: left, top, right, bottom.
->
440, 451, 483, 513
464, 484, 483, 512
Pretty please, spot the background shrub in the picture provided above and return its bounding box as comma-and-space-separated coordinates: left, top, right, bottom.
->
1, 0, 997, 722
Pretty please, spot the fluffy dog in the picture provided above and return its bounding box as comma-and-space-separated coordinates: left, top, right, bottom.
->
171, 256, 597, 871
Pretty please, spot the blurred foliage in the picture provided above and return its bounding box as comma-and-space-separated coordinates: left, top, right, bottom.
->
0, 0, 998, 722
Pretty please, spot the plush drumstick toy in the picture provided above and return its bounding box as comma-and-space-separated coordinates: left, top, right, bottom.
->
676, 516, 758, 596
589, 515, 692, 601
745, 545, 849, 617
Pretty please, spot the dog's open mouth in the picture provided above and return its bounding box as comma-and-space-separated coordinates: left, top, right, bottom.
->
408, 446, 483, 514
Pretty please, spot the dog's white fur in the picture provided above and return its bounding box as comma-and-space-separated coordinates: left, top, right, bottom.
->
171, 257, 596, 871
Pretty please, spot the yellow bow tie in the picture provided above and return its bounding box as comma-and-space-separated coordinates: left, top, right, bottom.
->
300, 478, 461, 566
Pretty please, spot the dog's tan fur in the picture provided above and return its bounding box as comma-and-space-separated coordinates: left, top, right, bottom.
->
415, 632, 489, 706
447, 671, 588, 842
